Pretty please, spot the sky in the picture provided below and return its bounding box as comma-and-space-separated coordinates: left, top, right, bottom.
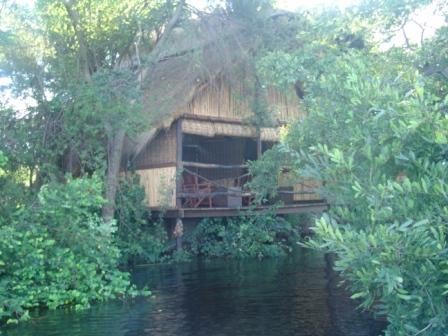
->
188, 0, 359, 11
189, 0, 445, 43
276, 0, 357, 9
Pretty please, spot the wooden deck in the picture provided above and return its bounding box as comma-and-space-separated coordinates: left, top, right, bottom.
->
151, 201, 328, 219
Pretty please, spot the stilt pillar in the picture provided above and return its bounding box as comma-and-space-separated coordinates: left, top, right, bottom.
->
173, 217, 183, 251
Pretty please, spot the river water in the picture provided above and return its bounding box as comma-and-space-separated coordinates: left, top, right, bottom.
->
3, 249, 384, 336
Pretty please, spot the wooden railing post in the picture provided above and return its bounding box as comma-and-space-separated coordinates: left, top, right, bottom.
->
173, 218, 183, 251
256, 133, 262, 159
176, 119, 183, 208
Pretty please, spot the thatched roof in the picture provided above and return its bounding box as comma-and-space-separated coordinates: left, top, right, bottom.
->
181, 118, 280, 141
125, 10, 301, 161
122, 15, 249, 158
142, 14, 252, 123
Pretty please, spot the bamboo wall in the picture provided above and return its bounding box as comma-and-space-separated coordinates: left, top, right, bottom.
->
133, 125, 176, 169
183, 79, 304, 123
279, 171, 322, 201
136, 167, 177, 208
293, 180, 322, 201
266, 87, 303, 122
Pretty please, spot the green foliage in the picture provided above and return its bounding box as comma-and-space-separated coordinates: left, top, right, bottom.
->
36, 175, 120, 263
114, 175, 167, 265
252, 3, 448, 334
267, 56, 447, 332
1, 0, 447, 332
308, 216, 448, 335
0, 150, 30, 226
171, 249, 192, 263
0, 0, 181, 183
188, 215, 298, 259
74, 69, 146, 135
248, 146, 292, 204
0, 151, 6, 168
0, 175, 139, 326
357, 0, 432, 28
257, 51, 305, 90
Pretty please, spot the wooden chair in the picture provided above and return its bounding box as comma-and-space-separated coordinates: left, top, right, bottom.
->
182, 172, 213, 208
235, 172, 253, 206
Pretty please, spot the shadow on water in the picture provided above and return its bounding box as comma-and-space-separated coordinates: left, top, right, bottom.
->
3, 248, 385, 336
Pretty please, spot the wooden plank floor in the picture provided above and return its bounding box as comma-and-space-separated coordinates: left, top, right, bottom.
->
151, 201, 328, 219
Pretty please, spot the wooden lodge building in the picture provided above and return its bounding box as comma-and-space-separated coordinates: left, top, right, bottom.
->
121, 17, 325, 220
122, 77, 325, 219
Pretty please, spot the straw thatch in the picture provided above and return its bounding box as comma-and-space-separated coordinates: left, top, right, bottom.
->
182, 119, 279, 141
124, 11, 304, 160
140, 14, 253, 129
128, 80, 302, 159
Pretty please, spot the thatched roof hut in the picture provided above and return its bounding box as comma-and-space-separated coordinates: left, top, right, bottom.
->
120, 11, 322, 215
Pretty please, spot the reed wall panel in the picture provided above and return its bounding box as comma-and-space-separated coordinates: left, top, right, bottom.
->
293, 180, 322, 201
134, 125, 176, 169
279, 171, 322, 201
184, 79, 302, 123
266, 87, 304, 122
136, 167, 177, 208
182, 119, 280, 141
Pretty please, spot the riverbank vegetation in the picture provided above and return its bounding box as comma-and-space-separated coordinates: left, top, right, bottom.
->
1, 0, 447, 334
249, 1, 448, 335
0, 163, 142, 324
188, 215, 300, 259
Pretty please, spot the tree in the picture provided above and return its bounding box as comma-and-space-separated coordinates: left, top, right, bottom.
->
251, 2, 448, 334
1, 0, 187, 221
0, 0, 189, 323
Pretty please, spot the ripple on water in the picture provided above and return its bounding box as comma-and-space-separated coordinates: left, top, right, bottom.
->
3, 249, 385, 336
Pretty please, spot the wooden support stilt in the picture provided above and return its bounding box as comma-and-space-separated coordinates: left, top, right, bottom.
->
176, 119, 183, 208
176, 236, 182, 251
173, 217, 183, 251
256, 133, 262, 159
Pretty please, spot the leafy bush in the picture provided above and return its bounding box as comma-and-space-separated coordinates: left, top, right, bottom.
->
309, 216, 448, 335
0, 151, 30, 225
114, 175, 167, 265
0, 175, 139, 325
254, 49, 448, 335
189, 215, 299, 259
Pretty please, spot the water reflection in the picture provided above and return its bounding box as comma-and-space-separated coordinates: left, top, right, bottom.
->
3, 249, 384, 336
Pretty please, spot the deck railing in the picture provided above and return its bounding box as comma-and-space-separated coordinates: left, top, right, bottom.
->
179, 162, 320, 209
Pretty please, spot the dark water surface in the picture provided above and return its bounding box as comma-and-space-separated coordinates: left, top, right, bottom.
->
3, 249, 384, 336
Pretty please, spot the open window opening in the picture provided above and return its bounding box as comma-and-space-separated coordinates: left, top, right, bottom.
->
180, 134, 274, 208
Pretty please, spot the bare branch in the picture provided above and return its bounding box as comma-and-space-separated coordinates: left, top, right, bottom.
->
63, 1, 94, 81
147, 0, 186, 66
409, 19, 426, 45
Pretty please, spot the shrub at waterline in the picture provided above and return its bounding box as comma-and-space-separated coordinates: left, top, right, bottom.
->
0, 174, 144, 325
188, 215, 300, 259
114, 175, 167, 265
252, 49, 448, 335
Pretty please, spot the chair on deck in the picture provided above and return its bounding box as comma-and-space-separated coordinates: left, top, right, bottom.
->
235, 172, 253, 206
182, 172, 213, 208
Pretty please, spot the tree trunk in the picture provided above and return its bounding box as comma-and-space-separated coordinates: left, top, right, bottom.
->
102, 128, 125, 222
99, 1, 185, 222
63, 2, 95, 80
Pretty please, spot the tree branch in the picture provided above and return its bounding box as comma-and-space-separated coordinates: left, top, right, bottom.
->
146, 0, 186, 68
63, 1, 94, 81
